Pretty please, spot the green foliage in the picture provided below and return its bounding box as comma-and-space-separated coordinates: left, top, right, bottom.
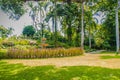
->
15, 39, 30, 45
0, 38, 3, 46
22, 25, 35, 37
0, 62, 120, 80
0, 0, 25, 20
84, 46, 97, 52
2, 41, 15, 47
101, 11, 116, 50
0, 25, 9, 38
0, 49, 7, 59
6, 48, 84, 59
0, 0, 119, 50
0, 36, 39, 50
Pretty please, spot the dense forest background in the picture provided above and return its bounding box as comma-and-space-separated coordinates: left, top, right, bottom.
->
0, 0, 119, 52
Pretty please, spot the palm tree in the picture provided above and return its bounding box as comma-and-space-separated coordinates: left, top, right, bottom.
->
29, 2, 38, 31
80, 0, 99, 49
53, 0, 58, 47
29, 1, 47, 37
44, 0, 58, 47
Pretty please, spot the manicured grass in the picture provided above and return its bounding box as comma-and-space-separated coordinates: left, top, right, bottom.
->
100, 51, 120, 59
0, 61, 120, 80
101, 55, 120, 59
100, 51, 116, 54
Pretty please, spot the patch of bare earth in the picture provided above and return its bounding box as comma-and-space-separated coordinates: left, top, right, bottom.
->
3, 54, 120, 69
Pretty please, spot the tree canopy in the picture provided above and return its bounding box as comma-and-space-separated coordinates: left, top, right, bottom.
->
22, 25, 36, 37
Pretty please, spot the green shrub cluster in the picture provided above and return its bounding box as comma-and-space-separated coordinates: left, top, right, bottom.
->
6, 48, 84, 59
2, 41, 15, 47
0, 38, 38, 49
0, 49, 7, 59
15, 39, 30, 45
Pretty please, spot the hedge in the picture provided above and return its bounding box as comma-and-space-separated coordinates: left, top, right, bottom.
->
6, 48, 84, 59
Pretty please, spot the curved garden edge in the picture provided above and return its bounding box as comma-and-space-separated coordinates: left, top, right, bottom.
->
2, 53, 120, 69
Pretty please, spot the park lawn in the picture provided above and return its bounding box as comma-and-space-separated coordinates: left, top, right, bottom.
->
99, 51, 116, 54
100, 51, 120, 59
101, 55, 120, 59
0, 61, 120, 80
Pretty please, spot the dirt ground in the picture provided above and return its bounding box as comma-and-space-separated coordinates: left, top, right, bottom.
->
3, 54, 120, 69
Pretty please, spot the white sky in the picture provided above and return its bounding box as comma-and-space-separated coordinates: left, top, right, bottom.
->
0, 9, 33, 35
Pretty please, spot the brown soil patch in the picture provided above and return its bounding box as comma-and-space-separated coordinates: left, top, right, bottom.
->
3, 54, 120, 69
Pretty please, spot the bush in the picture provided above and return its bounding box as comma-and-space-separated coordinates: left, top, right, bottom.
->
2, 41, 15, 47
0, 49, 7, 59
6, 48, 84, 59
22, 25, 35, 37
29, 41, 37, 45
15, 39, 30, 45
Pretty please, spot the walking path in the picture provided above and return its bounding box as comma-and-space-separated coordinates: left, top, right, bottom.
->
3, 53, 120, 69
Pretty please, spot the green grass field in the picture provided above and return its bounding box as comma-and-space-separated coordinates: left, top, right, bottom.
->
0, 61, 120, 80
101, 55, 120, 59
99, 51, 120, 59
100, 51, 116, 54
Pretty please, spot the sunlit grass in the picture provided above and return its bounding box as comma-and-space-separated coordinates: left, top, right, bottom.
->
100, 51, 120, 59
101, 55, 120, 59
100, 51, 116, 54
0, 61, 120, 80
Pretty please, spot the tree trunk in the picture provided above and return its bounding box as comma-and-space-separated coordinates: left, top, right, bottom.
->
54, 0, 58, 47
67, 23, 72, 46
89, 26, 92, 49
81, 2, 84, 49
116, 4, 119, 54
76, 24, 81, 47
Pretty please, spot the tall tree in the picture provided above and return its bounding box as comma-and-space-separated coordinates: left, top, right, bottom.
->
81, 0, 84, 48
116, 0, 120, 54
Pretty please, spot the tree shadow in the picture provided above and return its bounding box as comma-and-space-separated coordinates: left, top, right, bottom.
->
0, 61, 120, 80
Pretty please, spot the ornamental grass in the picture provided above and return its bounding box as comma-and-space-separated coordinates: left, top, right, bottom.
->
6, 48, 84, 59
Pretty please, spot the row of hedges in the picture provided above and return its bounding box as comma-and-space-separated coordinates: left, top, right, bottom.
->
1, 40, 37, 47
6, 48, 84, 59
0, 49, 7, 59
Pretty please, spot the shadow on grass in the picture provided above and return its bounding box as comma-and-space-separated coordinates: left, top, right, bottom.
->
0, 61, 120, 80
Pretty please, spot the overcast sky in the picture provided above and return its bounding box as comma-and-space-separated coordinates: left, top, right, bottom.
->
0, 9, 33, 35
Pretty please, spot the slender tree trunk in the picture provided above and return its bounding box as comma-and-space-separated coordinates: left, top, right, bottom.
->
89, 26, 92, 49
76, 23, 81, 47
66, 0, 72, 46
81, 2, 84, 49
52, 17, 55, 32
116, 4, 119, 54
41, 23, 44, 38
54, 0, 58, 47
51, 17, 55, 41
67, 23, 72, 46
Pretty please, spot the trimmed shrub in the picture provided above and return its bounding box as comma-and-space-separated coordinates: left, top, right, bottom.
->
16, 39, 29, 45
6, 48, 84, 59
2, 41, 15, 47
0, 49, 7, 59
